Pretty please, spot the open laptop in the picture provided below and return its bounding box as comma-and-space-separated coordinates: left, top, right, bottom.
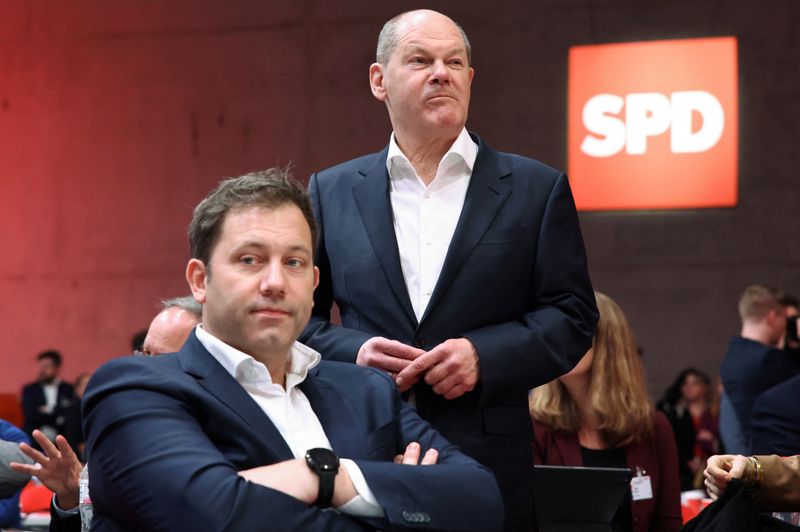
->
533, 464, 633, 532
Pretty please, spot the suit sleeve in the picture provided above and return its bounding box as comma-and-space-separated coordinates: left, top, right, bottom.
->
0, 441, 32, 498
753, 455, 800, 511
48, 501, 81, 532
0, 493, 21, 528
464, 173, 598, 393
761, 351, 800, 389
0, 423, 28, 528
749, 373, 800, 456
21, 385, 51, 433
302, 172, 373, 362
354, 372, 505, 532
83, 359, 369, 532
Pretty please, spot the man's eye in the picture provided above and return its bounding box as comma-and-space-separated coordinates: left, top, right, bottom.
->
241, 256, 256, 265
286, 258, 303, 268
409, 57, 427, 64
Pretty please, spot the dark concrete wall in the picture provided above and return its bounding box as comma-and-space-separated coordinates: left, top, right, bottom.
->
1, 0, 798, 398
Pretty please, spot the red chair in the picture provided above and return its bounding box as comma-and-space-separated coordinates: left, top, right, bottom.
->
0, 392, 23, 428
19, 480, 53, 514
682, 497, 713, 523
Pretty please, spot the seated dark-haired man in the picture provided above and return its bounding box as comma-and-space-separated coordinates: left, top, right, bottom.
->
21, 350, 76, 446
82, 169, 503, 531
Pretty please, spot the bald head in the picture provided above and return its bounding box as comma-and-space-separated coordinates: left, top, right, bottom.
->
376, 9, 472, 65
142, 306, 200, 355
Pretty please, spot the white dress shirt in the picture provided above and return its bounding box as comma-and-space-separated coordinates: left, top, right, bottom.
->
195, 325, 383, 517
42, 381, 59, 413
387, 127, 478, 321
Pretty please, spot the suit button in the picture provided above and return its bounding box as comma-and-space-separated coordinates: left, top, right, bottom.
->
401, 510, 430, 523
413, 338, 424, 348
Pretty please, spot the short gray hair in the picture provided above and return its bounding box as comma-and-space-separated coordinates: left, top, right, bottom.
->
161, 296, 202, 318
376, 11, 472, 66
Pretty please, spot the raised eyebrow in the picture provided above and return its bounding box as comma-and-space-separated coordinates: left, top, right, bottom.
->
403, 45, 467, 60
286, 244, 312, 256
234, 242, 311, 254
235, 241, 265, 253
403, 45, 430, 58
444, 46, 468, 58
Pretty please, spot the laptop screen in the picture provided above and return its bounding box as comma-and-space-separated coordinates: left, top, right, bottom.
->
533, 464, 633, 527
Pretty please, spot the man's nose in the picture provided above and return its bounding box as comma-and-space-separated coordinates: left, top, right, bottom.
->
429, 59, 450, 83
259, 262, 286, 296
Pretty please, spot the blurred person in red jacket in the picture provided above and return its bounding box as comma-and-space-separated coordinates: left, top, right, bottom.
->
530, 291, 681, 532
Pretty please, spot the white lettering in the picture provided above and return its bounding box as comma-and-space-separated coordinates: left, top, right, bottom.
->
579, 90, 726, 157
580, 94, 626, 158
625, 92, 671, 155
670, 90, 724, 153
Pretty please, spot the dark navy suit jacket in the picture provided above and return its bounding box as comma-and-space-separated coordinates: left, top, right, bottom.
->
83, 333, 504, 531
300, 134, 598, 529
750, 373, 800, 456
720, 336, 800, 451
21, 380, 75, 438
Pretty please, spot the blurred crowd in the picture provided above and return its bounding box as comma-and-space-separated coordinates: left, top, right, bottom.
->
529, 284, 800, 530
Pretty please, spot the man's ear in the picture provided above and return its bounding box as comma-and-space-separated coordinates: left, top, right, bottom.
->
310, 266, 320, 309
186, 259, 208, 304
369, 63, 387, 102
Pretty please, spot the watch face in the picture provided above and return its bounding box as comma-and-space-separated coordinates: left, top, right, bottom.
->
306, 448, 339, 471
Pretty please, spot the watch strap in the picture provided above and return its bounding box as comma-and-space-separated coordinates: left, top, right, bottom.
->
315, 468, 336, 508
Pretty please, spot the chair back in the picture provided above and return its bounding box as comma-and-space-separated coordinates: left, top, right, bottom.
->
19, 480, 53, 514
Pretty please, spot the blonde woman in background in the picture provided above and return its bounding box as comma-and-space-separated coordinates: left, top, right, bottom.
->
530, 292, 681, 532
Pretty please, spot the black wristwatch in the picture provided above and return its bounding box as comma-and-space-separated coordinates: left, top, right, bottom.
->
305, 448, 340, 508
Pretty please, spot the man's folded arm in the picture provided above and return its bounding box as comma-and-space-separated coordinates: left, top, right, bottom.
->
83, 360, 369, 532
356, 399, 505, 532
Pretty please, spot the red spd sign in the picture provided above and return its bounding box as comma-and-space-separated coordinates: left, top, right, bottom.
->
568, 37, 738, 211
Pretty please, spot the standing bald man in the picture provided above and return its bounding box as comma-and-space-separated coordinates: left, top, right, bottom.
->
301, 10, 597, 530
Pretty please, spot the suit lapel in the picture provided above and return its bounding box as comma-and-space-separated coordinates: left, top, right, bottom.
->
420, 136, 512, 324
299, 367, 363, 459
178, 333, 293, 460
351, 148, 417, 326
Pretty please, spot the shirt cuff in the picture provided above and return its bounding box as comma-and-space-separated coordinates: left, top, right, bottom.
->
337, 459, 384, 518
51, 493, 79, 515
